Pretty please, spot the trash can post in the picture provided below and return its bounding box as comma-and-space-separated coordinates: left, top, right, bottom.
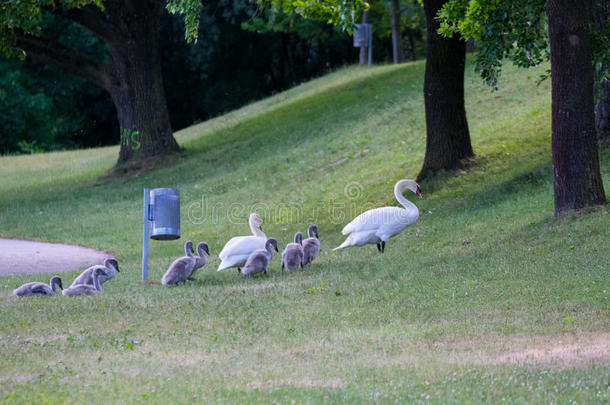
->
142, 188, 150, 281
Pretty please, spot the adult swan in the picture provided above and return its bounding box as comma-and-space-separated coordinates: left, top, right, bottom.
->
218, 213, 266, 272
333, 179, 422, 253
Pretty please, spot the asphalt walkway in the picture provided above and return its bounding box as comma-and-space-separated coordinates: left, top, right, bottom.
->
0, 238, 113, 276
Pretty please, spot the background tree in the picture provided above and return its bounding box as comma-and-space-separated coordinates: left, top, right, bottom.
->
592, 0, 609, 143
359, 10, 371, 65
390, 0, 404, 63
1, 2, 355, 154
438, 0, 607, 214
417, 0, 473, 181
1, 0, 184, 166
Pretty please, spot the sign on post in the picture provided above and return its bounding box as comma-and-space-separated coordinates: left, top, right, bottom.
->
353, 23, 372, 66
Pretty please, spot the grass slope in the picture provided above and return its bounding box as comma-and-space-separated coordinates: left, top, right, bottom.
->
0, 60, 608, 404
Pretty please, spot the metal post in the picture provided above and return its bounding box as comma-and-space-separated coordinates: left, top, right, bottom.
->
142, 188, 149, 281
368, 24, 372, 66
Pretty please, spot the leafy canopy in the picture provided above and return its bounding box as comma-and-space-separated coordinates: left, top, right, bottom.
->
2, 0, 367, 51
167, 0, 368, 42
436, 0, 548, 88
436, 0, 609, 89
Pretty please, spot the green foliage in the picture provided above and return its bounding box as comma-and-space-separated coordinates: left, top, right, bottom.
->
0, 59, 57, 153
0, 0, 104, 56
266, 0, 369, 32
438, 0, 610, 90
437, 0, 548, 88
166, 0, 368, 42
166, 0, 204, 42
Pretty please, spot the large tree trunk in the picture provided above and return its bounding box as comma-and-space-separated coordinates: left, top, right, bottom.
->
417, 0, 473, 181
391, 0, 404, 64
546, 0, 606, 214
106, 1, 178, 165
592, 0, 609, 143
359, 11, 370, 66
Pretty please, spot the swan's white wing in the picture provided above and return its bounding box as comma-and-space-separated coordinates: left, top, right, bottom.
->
217, 236, 267, 270
342, 207, 408, 235
218, 254, 251, 271
218, 236, 266, 259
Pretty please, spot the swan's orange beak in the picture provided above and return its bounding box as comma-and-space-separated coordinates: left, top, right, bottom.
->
259, 225, 263, 232
416, 188, 423, 199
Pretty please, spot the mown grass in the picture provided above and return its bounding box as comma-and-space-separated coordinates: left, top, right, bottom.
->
0, 59, 608, 404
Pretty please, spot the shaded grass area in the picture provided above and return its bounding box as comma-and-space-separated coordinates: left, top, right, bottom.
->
0, 60, 608, 403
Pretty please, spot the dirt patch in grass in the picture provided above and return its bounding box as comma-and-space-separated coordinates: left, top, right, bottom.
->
489, 333, 609, 367
247, 377, 344, 390
405, 332, 610, 368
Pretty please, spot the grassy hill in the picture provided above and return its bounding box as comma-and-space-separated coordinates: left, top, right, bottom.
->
0, 60, 608, 403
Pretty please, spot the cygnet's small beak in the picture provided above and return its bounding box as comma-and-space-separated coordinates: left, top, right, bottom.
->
203, 246, 210, 256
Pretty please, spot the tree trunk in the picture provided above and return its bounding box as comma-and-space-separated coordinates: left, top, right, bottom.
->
417, 0, 473, 181
407, 29, 417, 61
106, 1, 178, 165
391, 0, 404, 64
592, 0, 609, 142
596, 80, 610, 143
359, 11, 370, 66
546, 0, 606, 214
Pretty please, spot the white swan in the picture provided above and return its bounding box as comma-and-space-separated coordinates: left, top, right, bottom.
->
217, 213, 267, 272
333, 179, 422, 253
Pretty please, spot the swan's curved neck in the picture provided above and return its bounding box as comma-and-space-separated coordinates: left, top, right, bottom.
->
185, 243, 193, 257
395, 181, 418, 214
250, 217, 265, 237
50, 278, 59, 292
93, 272, 102, 291
265, 242, 275, 258
196, 245, 207, 266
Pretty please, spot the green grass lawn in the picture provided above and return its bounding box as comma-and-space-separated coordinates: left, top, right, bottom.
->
0, 59, 608, 404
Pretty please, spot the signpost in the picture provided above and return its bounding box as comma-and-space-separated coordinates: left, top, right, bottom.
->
353, 23, 372, 66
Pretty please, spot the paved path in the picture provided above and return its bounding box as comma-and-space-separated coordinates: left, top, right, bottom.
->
0, 238, 113, 276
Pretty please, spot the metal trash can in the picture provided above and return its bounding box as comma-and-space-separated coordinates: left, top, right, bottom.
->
149, 188, 180, 240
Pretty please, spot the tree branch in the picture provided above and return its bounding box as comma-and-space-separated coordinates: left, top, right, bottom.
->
14, 31, 116, 90
50, 5, 123, 47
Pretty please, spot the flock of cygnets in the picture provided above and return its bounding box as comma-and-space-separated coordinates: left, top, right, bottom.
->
12, 259, 119, 297
13, 179, 422, 296
160, 222, 320, 285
